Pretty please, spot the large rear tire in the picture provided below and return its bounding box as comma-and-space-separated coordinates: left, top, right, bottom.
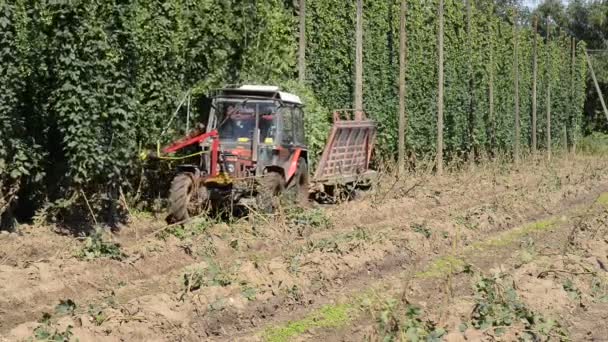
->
167, 172, 196, 224
295, 158, 310, 205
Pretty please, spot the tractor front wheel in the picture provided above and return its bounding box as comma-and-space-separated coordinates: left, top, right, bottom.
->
166, 172, 208, 223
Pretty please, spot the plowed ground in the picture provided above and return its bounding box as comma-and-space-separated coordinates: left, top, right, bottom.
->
1, 154, 608, 342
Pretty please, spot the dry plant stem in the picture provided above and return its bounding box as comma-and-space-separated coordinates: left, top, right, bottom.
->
80, 189, 99, 227
537, 269, 595, 278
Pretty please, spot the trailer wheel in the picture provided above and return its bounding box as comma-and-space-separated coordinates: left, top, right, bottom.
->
166, 172, 208, 223
257, 171, 285, 213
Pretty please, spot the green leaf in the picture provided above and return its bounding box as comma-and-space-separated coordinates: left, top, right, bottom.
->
55, 299, 76, 315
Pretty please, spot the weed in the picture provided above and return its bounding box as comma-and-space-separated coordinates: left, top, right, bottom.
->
562, 279, 582, 301
455, 214, 479, 230
88, 304, 107, 326
286, 207, 332, 231
304, 227, 372, 255
288, 254, 302, 274
54, 299, 76, 316
285, 285, 304, 303
158, 217, 214, 240
78, 230, 126, 261
591, 277, 608, 303
31, 324, 74, 341
241, 286, 257, 301
411, 223, 431, 238
195, 235, 217, 258
182, 260, 233, 295
29, 313, 75, 341
471, 273, 568, 340
376, 299, 446, 342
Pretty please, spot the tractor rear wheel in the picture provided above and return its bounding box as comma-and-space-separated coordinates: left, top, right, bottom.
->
167, 172, 207, 223
294, 158, 310, 205
257, 171, 285, 213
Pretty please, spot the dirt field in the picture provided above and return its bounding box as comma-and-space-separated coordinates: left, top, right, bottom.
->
2, 154, 608, 342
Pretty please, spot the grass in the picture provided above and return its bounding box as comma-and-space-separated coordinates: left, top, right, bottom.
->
262, 304, 351, 342
418, 218, 557, 279
596, 192, 608, 206
474, 218, 557, 250
416, 255, 466, 278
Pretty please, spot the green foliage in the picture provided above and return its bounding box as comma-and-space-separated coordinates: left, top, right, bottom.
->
32, 324, 74, 342
578, 132, 608, 154
54, 299, 76, 316
286, 206, 332, 231
78, 230, 126, 261
411, 223, 431, 238
29, 312, 75, 342
377, 299, 446, 342
0, 1, 43, 219
157, 217, 214, 240
182, 259, 233, 294
471, 273, 568, 340
0, 0, 587, 227
281, 80, 331, 167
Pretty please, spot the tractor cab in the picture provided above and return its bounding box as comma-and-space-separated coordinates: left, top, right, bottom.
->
207, 85, 307, 180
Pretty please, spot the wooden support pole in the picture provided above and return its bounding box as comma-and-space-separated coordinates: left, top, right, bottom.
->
354, 0, 364, 120
513, 11, 520, 163
489, 34, 495, 155
546, 17, 552, 161
466, 0, 475, 161
569, 37, 575, 152
531, 16, 538, 154
398, 0, 407, 174
585, 49, 608, 124
298, 0, 306, 83
437, 0, 444, 175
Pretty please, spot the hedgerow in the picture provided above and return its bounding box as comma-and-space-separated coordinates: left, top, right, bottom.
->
0, 0, 587, 228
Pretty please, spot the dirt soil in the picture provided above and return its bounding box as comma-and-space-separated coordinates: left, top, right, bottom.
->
1, 154, 608, 342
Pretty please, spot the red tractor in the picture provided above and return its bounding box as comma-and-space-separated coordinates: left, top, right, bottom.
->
155, 85, 376, 222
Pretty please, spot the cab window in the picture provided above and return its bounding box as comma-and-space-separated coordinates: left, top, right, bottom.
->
294, 107, 306, 145
280, 106, 295, 145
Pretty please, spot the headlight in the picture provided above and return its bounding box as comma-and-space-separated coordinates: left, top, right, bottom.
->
226, 163, 235, 173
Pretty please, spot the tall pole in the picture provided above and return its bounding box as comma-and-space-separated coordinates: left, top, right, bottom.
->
398, 0, 407, 174
531, 16, 538, 155
513, 11, 520, 163
489, 20, 495, 155
585, 49, 608, 123
466, 0, 475, 160
569, 37, 575, 151
298, 0, 306, 83
437, 0, 444, 175
546, 16, 552, 161
354, 0, 364, 120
